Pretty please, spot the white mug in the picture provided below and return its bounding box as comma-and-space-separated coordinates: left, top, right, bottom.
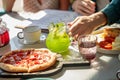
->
117, 69, 120, 80
17, 26, 41, 44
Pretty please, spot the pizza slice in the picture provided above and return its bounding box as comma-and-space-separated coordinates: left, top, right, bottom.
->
27, 49, 57, 72
0, 49, 32, 72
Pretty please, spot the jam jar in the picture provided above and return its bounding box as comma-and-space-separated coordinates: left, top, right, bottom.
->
0, 18, 10, 47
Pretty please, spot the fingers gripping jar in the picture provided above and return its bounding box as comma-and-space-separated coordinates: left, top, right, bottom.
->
0, 18, 10, 47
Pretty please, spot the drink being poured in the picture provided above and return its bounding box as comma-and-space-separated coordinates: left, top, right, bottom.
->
46, 22, 70, 53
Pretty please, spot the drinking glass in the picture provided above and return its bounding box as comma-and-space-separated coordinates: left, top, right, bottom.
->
78, 35, 98, 68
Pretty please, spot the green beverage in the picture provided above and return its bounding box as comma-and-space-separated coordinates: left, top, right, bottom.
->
46, 22, 70, 53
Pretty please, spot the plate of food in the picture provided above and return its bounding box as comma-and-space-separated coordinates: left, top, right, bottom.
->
0, 48, 89, 78
0, 48, 62, 78
92, 27, 120, 54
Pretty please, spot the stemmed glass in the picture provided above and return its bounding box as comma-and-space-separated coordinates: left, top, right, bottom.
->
78, 35, 99, 68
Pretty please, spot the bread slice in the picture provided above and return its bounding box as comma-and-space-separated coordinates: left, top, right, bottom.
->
103, 28, 120, 37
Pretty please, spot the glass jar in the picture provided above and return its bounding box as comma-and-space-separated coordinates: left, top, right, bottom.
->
46, 22, 70, 53
0, 18, 10, 47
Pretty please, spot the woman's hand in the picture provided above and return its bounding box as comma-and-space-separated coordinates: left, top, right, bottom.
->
72, 0, 96, 16
68, 16, 94, 39
68, 12, 107, 39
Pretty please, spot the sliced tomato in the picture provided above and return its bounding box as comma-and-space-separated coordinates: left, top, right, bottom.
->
99, 41, 112, 49
99, 41, 107, 48
104, 43, 112, 49
104, 36, 115, 43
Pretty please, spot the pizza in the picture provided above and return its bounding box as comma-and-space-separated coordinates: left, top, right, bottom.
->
0, 48, 57, 73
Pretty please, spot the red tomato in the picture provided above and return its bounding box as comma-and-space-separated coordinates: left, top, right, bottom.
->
104, 36, 115, 43
104, 43, 112, 49
99, 41, 112, 49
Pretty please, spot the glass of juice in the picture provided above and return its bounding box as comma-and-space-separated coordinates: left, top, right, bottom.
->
78, 35, 98, 68
46, 22, 70, 54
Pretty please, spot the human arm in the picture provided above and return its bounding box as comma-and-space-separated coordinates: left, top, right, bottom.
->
68, 0, 120, 39
59, 0, 70, 10
72, 0, 96, 15
2, 0, 15, 12
101, 0, 120, 25
68, 12, 107, 38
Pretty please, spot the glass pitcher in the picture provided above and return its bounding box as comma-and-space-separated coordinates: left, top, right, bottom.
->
0, 18, 10, 47
46, 22, 70, 53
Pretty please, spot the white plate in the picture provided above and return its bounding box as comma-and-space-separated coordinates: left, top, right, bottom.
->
97, 46, 120, 54
93, 27, 120, 55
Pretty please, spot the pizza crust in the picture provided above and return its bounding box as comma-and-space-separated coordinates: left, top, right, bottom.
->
0, 63, 28, 72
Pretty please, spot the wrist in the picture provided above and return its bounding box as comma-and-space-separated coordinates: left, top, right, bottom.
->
89, 12, 107, 29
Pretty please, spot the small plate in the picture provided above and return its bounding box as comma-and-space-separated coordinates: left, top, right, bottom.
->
93, 28, 120, 55
97, 46, 120, 54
